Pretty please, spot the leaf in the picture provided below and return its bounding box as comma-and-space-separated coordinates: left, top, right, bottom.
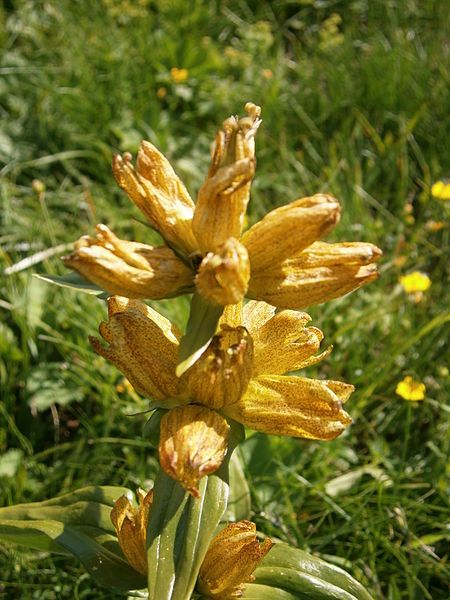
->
142, 409, 166, 447
0, 519, 145, 592
243, 583, 301, 599
257, 544, 373, 600
34, 271, 107, 296
26, 363, 84, 411
324, 465, 392, 497
0, 485, 145, 592
253, 566, 359, 599
176, 293, 223, 376
0, 449, 24, 478
222, 449, 251, 523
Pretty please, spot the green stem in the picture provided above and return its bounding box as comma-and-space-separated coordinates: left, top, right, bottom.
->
146, 421, 244, 600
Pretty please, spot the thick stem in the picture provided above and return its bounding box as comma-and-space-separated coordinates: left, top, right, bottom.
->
146, 421, 244, 600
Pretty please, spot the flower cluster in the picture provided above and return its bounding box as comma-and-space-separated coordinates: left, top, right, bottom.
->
91, 296, 353, 495
65, 103, 382, 500
64, 103, 381, 311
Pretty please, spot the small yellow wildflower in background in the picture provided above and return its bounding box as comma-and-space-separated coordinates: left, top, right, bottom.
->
395, 376, 426, 401
425, 220, 445, 232
399, 271, 431, 294
170, 67, 188, 83
156, 86, 167, 99
262, 68, 273, 79
431, 180, 450, 201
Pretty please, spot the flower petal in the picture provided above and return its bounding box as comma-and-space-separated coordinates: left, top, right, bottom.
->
112, 148, 198, 255
195, 238, 250, 305
89, 297, 180, 400
110, 488, 153, 575
250, 310, 327, 376
248, 241, 381, 309
225, 375, 353, 440
243, 195, 341, 272
182, 325, 253, 409
193, 103, 261, 254
198, 520, 273, 599
242, 300, 276, 334
159, 406, 230, 497
64, 224, 194, 299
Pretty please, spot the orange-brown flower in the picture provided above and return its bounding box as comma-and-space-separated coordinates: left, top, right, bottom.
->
110, 491, 272, 599
65, 103, 381, 310
110, 488, 153, 575
91, 296, 352, 494
198, 521, 273, 599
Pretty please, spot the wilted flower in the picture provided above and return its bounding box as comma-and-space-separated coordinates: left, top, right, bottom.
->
64, 224, 193, 299
399, 271, 431, 294
198, 521, 273, 599
395, 376, 426, 401
431, 180, 450, 201
110, 489, 271, 597
65, 103, 381, 310
91, 296, 353, 495
110, 488, 153, 575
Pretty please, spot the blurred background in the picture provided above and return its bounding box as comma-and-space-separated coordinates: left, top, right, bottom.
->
1, 1, 449, 598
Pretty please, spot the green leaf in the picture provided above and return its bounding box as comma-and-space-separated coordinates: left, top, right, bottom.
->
0, 519, 145, 592
176, 293, 223, 376
0, 485, 145, 593
34, 271, 107, 296
254, 566, 359, 600
223, 448, 251, 523
243, 583, 304, 599
143, 409, 166, 447
0, 449, 23, 478
255, 544, 373, 600
27, 363, 84, 411
146, 423, 243, 600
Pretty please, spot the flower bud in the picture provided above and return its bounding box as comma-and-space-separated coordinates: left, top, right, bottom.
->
195, 238, 250, 305
193, 103, 261, 253
159, 406, 230, 497
110, 488, 153, 575
198, 520, 273, 599
248, 240, 381, 310
183, 325, 253, 410
113, 147, 198, 255
89, 296, 180, 401
243, 194, 341, 272
63, 224, 193, 299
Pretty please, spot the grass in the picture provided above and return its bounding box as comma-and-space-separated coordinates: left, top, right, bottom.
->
1, 0, 449, 598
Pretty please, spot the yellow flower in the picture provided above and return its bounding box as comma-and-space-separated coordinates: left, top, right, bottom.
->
63, 224, 194, 299
91, 296, 353, 495
395, 376, 426, 401
198, 521, 273, 599
156, 86, 167, 99
159, 406, 230, 498
431, 180, 450, 201
399, 271, 431, 294
66, 103, 381, 310
110, 488, 153, 575
89, 296, 181, 400
425, 220, 445, 232
170, 67, 189, 83
110, 492, 271, 598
